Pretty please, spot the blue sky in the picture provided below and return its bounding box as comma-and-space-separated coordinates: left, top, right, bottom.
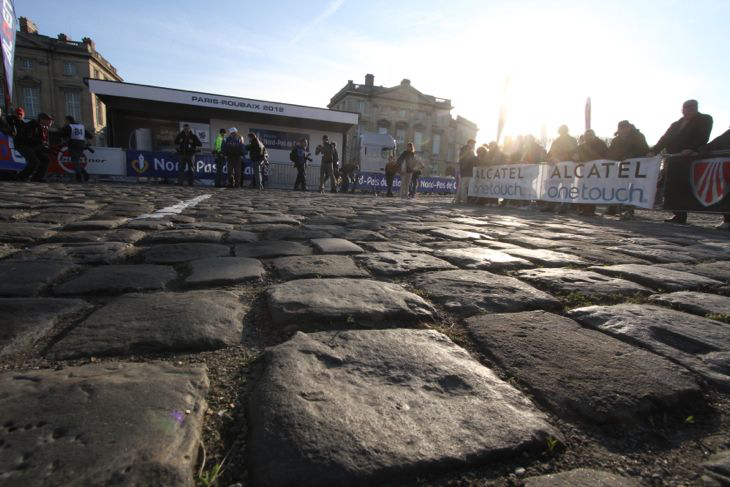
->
18, 0, 730, 144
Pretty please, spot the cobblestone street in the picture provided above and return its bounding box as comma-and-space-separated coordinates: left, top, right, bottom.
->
1, 181, 729, 487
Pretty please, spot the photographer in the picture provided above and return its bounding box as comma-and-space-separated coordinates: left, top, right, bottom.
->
61, 116, 93, 182
174, 123, 202, 186
315, 134, 337, 193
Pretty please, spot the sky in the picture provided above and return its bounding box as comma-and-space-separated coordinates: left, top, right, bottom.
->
17, 0, 730, 145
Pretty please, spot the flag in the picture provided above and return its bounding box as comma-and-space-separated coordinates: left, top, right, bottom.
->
585, 96, 591, 131
0, 0, 17, 108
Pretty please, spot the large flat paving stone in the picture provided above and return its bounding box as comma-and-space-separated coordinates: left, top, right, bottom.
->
0, 297, 90, 356
569, 304, 730, 390
524, 468, 642, 487
589, 264, 722, 291
606, 244, 697, 263
54, 264, 178, 295
359, 241, 434, 253
552, 244, 651, 265
234, 240, 312, 258
355, 252, 455, 276
413, 270, 560, 317
0, 222, 57, 243
0, 261, 79, 296
184, 257, 265, 286
429, 228, 484, 240
658, 261, 730, 284
143, 229, 224, 244
0, 362, 208, 486
465, 311, 703, 424
63, 218, 128, 230
310, 238, 364, 254
271, 255, 368, 279
49, 228, 147, 244
515, 268, 652, 298
502, 248, 587, 267
143, 243, 231, 264
224, 230, 259, 243
50, 291, 246, 359
266, 278, 435, 326
248, 329, 559, 487
433, 247, 533, 270
649, 291, 730, 317
16, 242, 136, 264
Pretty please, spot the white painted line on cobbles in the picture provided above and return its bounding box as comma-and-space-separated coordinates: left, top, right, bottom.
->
132, 194, 213, 220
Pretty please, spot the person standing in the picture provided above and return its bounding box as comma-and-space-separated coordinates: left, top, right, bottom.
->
5, 107, 25, 139
548, 125, 578, 162
456, 139, 476, 202
573, 129, 608, 216
293, 138, 311, 190
455, 145, 478, 204
247, 132, 267, 190
384, 154, 399, 197
61, 116, 93, 182
409, 157, 424, 198
316, 135, 337, 193
174, 124, 202, 186
606, 120, 650, 218
397, 142, 417, 199
213, 128, 227, 187
16, 112, 54, 182
223, 128, 245, 188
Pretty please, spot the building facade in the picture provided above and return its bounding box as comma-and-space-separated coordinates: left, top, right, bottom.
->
1, 17, 123, 146
328, 74, 478, 176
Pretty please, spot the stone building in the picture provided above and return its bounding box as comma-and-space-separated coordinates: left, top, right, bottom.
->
1, 17, 123, 146
328, 74, 478, 176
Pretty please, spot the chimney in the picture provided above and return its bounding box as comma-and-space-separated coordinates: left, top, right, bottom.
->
19, 17, 38, 34
82, 37, 95, 51
365, 74, 374, 86
400, 79, 411, 86
57, 33, 71, 42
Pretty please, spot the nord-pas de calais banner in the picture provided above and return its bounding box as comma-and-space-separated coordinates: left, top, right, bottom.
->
355, 172, 456, 193
540, 157, 662, 208
126, 151, 252, 180
468, 164, 541, 200
250, 128, 308, 151
663, 155, 730, 212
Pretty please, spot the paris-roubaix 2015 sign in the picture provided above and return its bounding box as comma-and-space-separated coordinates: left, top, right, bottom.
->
468, 156, 663, 209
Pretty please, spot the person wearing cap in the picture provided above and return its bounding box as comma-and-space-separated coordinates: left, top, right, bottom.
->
213, 128, 227, 187
173, 123, 202, 186
15, 112, 53, 182
61, 115, 93, 182
648, 99, 713, 224
222, 127, 245, 188
6, 107, 26, 139
315, 134, 337, 193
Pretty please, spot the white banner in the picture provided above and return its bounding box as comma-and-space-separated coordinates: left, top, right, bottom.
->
467, 156, 662, 208
468, 164, 541, 200
56, 146, 126, 176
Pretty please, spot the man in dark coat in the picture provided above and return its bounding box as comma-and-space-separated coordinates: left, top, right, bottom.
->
573, 129, 608, 216
605, 121, 650, 217
649, 99, 713, 224
16, 112, 53, 182
174, 124, 202, 186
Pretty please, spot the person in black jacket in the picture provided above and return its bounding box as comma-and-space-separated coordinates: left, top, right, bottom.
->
649, 100, 713, 224
16, 112, 53, 182
572, 129, 608, 216
61, 116, 93, 182
605, 121, 650, 218
5, 107, 25, 138
174, 124, 202, 186
316, 135, 337, 193
247, 132, 267, 190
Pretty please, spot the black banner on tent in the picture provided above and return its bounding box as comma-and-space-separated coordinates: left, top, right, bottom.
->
663, 153, 730, 212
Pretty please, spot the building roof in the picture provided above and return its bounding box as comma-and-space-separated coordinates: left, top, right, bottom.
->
329, 78, 453, 110
89, 79, 360, 126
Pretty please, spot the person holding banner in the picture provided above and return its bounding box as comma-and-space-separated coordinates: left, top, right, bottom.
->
542, 125, 578, 212
605, 121, 649, 218
573, 129, 608, 216
648, 99, 713, 224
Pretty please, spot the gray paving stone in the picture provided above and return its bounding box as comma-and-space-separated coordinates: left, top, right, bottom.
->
433, 247, 533, 270
465, 311, 703, 424
589, 264, 723, 291
649, 291, 730, 317
271, 254, 368, 279
525, 468, 642, 487
501, 235, 566, 249
184, 257, 265, 286
225, 230, 259, 243
355, 252, 455, 276
359, 241, 434, 253
658, 261, 730, 284
63, 218, 128, 231
606, 244, 697, 264
124, 219, 174, 231
502, 248, 587, 267
48, 228, 147, 244
143, 243, 231, 264
569, 304, 730, 390
0, 260, 79, 296
0, 222, 57, 243
54, 265, 177, 295
0, 243, 17, 259
0, 297, 90, 356
265, 227, 331, 240
428, 228, 484, 240
266, 278, 435, 326
248, 213, 301, 225
310, 238, 364, 254
552, 244, 651, 265
413, 270, 560, 317
235, 240, 312, 258
515, 268, 652, 298
248, 329, 559, 487
704, 450, 730, 486
50, 291, 246, 358
0, 362, 208, 486
16, 242, 137, 264
143, 229, 224, 244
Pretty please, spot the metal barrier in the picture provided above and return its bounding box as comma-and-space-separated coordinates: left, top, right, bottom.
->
266, 162, 321, 189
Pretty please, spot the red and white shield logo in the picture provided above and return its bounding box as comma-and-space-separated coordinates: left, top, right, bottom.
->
691, 158, 730, 207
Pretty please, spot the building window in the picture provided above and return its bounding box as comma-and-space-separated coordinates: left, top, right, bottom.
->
22, 87, 41, 117
414, 131, 423, 151
95, 96, 104, 125
19, 58, 34, 70
63, 62, 76, 76
94, 68, 100, 79
396, 128, 406, 145
378, 127, 388, 135
356, 101, 365, 114
432, 134, 441, 156
64, 91, 81, 120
